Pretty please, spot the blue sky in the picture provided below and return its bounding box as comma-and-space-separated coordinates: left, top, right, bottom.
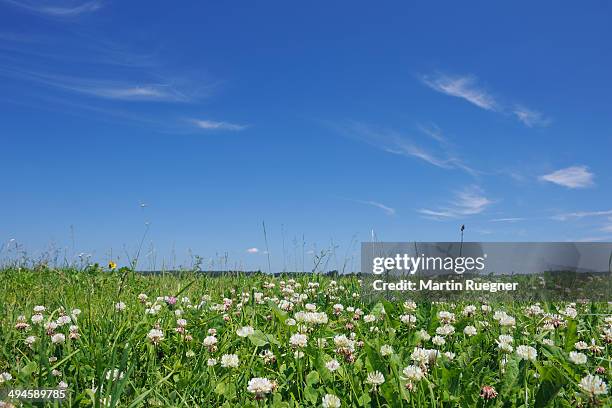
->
1, 1, 611, 271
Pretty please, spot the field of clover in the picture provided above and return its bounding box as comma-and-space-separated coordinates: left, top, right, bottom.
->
0, 266, 610, 407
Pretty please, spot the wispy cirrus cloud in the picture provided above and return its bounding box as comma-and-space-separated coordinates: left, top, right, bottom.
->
419, 186, 493, 219
354, 200, 396, 216
1, 0, 102, 18
420, 72, 549, 127
600, 220, 612, 233
539, 165, 594, 189
421, 73, 498, 111
191, 119, 247, 131
489, 217, 526, 222
334, 121, 478, 175
600, 217, 612, 233
512, 105, 551, 127
76, 83, 190, 101
551, 209, 612, 221
0, 66, 201, 102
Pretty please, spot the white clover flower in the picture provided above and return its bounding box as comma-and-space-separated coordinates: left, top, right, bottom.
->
290, 333, 308, 348
33, 305, 46, 313
575, 341, 588, 350
322, 393, 341, 408
207, 358, 218, 366
236, 326, 255, 337
147, 329, 164, 344
525, 304, 544, 316
463, 325, 477, 336
569, 351, 587, 365
400, 314, 416, 325
115, 302, 126, 311
25, 336, 37, 346
402, 365, 424, 381
45, 322, 58, 332
58, 381, 68, 389
579, 374, 608, 397
542, 338, 554, 346
51, 333, 65, 344
325, 359, 340, 372
31, 314, 44, 324
380, 344, 393, 356
462, 305, 477, 316
294, 311, 329, 325
221, 354, 239, 368
247, 377, 274, 398
437, 311, 455, 324
436, 324, 455, 336
363, 314, 376, 323
0, 372, 12, 383
499, 315, 516, 327
516, 345, 537, 361
285, 318, 297, 326
367, 371, 385, 389
563, 306, 578, 319
444, 351, 456, 360
417, 329, 431, 342
410, 347, 431, 365
432, 335, 446, 346
333, 334, 354, 351
56, 315, 71, 326
203, 336, 217, 347
260, 349, 276, 364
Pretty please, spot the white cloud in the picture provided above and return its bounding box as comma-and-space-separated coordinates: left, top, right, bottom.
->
0, 68, 194, 102
489, 217, 526, 222
82, 84, 188, 101
384, 143, 453, 169
551, 209, 612, 221
419, 186, 493, 219
2, 0, 102, 18
246, 247, 259, 254
337, 122, 477, 175
600, 224, 612, 233
192, 119, 247, 131
512, 106, 550, 127
539, 166, 594, 189
421, 73, 498, 111
420, 72, 549, 127
355, 200, 396, 216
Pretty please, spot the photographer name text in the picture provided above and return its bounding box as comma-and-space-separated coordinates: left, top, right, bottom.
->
372, 279, 519, 293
